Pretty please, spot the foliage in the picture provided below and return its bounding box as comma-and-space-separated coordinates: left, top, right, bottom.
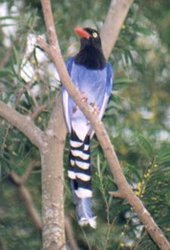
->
0, 0, 170, 249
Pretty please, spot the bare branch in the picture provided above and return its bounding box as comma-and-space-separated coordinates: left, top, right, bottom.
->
9, 171, 22, 185
19, 185, 42, 230
0, 101, 43, 149
21, 160, 40, 184
65, 216, 79, 250
100, 0, 134, 59
9, 172, 42, 231
9, 160, 40, 185
109, 191, 124, 198
31, 105, 47, 120
40, 0, 59, 47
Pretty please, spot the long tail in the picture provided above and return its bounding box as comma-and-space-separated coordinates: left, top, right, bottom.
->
68, 130, 96, 228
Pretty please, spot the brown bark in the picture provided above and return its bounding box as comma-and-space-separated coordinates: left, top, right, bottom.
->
9, 170, 42, 231
65, 216, 79, 250
41, 144, 65, 250
41, 95, 66, 250
19, 185, 42, 231
101, 0, 134, 59
0, 100, 43, 148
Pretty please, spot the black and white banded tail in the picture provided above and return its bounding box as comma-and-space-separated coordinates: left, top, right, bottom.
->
68, 130, 96, 228
68, 130, 92, 198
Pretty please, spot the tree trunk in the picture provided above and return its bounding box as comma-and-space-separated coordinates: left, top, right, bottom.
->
41, 96, 66, 250
41, 140, 65, 250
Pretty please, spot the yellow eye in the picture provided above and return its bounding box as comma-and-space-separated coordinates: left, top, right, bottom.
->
92, 32, 98, 38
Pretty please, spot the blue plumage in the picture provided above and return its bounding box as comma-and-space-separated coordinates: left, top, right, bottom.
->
63, 59, 113, 140
62, 27, 113, 228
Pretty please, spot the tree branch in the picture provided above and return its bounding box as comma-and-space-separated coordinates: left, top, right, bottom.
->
46, 92, 67, 138
65, 216, 79, 250
31, 104, 47, 120
10, 167, 78, 249
10, 160, 40, 185
0, 101, 44, 149
9, 172, 42, 231
109, 191, 124, 198
19, 185, 42, 230
100, 0, 134, 59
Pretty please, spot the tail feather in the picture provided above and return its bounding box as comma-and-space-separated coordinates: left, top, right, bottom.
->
70, 180, 96, 228
68, 129, 92, 198
76, 198, 96, 228
68, 130, 96, 228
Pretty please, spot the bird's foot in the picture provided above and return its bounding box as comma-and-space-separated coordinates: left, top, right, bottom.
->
90, 103, 99, 115
72, 91, 88, 113
80, 91, 88, 103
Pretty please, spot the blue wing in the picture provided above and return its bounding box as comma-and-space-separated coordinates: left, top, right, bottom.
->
89, 63, 113, 138
62, 57, 74, 133
99, 63, 113, 119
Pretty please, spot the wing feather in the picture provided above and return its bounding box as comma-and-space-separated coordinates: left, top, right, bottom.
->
99, 63, 114, 120
62, 58, 74, 132
90, 63, 113, 138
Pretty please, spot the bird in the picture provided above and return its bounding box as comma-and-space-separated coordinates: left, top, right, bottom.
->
62, 27, 114, 228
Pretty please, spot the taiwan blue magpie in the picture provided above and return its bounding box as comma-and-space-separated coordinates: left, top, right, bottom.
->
62, 27, 114, 228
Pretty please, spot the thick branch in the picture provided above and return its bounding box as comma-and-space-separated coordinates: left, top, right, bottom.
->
40, 94, 66, 250
100, 0, 134, 59
0, 101, 43, 149
46, 92, 66, 136
39, 1, 170, 249
10, 172, 42, 231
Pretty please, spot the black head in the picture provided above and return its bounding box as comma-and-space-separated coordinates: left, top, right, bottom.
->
75, 27, 102, 51
74, 27, 106, 69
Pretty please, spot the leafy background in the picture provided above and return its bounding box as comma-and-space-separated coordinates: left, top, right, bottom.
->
0, 0, 170, 249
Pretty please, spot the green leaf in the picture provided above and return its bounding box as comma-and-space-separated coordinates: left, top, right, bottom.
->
0, 69, 13, 77
114, 78, 133, 85
135, 133, 154, 159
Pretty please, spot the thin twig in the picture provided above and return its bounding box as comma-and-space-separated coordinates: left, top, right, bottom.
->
31, 105, 47, 120
21, 160, 40, 183
19, 185, 42, 230
65, 216, 79, 250
109, 191, 124, 198
9, 160, 40, 185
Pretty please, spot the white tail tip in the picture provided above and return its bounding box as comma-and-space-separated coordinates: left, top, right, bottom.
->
78, 217, 97, 229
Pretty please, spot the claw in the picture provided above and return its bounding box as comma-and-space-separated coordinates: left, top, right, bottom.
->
80, 91, 88, 103
90, 103, 99, 115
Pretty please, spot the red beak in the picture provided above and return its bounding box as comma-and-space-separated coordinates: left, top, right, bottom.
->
74, 27, 91, 39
